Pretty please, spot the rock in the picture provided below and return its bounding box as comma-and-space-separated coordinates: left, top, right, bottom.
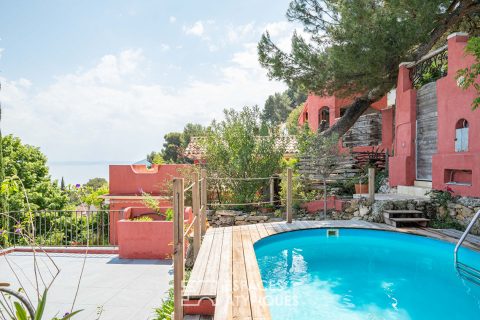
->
246, 215, 268, 222
462, 206, 474, 217
216, 210, 238, 217
457, 197, 480, 208
235, 221, 248, 226
235, 216, 246, 221
438, 206, 448, 219
359, 206, 369, 217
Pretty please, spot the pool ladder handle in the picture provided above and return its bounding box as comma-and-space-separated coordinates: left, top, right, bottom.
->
454, 209, 480, 265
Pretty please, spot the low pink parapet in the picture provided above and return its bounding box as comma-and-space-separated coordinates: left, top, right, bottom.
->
117, 207, 192, 259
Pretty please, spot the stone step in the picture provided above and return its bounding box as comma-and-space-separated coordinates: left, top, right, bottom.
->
397, 185, 431, 198
414, 180, 432, 188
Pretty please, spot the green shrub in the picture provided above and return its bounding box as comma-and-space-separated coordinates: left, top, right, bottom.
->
429, 215, 465, 231
131, 216, 154, 222
165, 208, 174, 221
427, 189, 456, 209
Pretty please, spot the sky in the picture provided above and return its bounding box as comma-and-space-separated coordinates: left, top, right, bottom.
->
0, 0, 302, 184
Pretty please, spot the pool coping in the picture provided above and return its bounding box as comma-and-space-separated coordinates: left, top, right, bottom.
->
183, 220, 480, 319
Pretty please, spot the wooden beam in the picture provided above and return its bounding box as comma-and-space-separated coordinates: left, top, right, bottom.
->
173, 178, 184, 320
200, 169, 207, 236
368, 167, 375, 202
286, 168, 293, 223
269, 177, 274, 206
192, 172, 201, 260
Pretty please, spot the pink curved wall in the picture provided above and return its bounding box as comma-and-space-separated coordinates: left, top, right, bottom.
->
109, 164, 190, 195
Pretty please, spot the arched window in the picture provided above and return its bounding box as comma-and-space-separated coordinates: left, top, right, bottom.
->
455, 119, 469, 152
318, 107, 330, 132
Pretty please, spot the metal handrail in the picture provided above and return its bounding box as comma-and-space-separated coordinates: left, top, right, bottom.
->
454, 209, 480, 264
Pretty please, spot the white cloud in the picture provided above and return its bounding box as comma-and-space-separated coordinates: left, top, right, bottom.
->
2, 47, 285, 165
227, 22, 256, 43
0, 48, 4, 59
160, 43, 170, 52
183, 21, 205, 36
169, 16, 176, 23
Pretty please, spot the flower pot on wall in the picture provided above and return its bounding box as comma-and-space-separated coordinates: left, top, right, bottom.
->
355, 183, 369, 194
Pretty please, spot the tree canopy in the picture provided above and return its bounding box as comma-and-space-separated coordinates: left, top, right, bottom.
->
258, 0, 480, 137
203, 106, 285, 204
1, 135, 68, 212
457, 36, 480, 109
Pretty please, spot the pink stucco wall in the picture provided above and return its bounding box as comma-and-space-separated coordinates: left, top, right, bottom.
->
302, 196, 347, 213
389, 33, 480, 197
107, 164, 192, 244
109, 164, 190, 195
117, 207, 193, 259
298, 94, 392, 152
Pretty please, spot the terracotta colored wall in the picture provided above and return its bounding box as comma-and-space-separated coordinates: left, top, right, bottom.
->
298, 94, 391, 153
117, 207, 192, 259
388, 63, 417, 187
301, 196, 346, 213
109, 164, 190, 195
107, 164, 192, 244
390, 33, 480, 197
432, 33, 480, 196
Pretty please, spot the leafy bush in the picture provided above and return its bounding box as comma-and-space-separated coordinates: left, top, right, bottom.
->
165, 208, 174, 221
131, 216, 154, 222
203, 106, 285, 204
427, 188, 456, 209
429, 215, 465, 231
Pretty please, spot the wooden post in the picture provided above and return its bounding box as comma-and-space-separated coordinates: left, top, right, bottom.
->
200, 169, 207, 236
269, 177, 275, 206
192, 172, 201, 260
368, 167, 375, 202
173, 178, 184, 320
286, 168, 293, 223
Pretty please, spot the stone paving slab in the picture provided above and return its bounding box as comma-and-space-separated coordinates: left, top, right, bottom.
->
0, 252, 172, 320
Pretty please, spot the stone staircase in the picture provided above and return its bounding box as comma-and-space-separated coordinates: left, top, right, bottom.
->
383, 209, 430, 228
396, 181, 432, 198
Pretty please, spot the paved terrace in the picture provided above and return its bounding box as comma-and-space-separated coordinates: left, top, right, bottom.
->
183, 220, 480, 320
0, 252, 172, 320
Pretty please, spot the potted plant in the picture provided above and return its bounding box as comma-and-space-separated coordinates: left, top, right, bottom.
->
353, 174, 369, 194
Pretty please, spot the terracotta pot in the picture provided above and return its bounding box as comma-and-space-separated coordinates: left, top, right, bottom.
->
259, 207, 274, 213
355, 183, 369, 194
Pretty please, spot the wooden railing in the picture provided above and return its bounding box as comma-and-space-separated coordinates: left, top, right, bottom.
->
171, 169, 293, 319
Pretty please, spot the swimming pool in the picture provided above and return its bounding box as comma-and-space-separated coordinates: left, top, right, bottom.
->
254, 228, 480, 320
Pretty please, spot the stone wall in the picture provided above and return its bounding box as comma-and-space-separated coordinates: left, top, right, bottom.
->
205, 197, 480, 235
206, 210, 283, 227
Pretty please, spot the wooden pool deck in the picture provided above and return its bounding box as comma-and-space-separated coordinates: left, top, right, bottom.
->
183, 220, 480, 320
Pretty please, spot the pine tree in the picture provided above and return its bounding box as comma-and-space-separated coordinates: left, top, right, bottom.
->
60, 177, 65, 191
258, 0, 480, 138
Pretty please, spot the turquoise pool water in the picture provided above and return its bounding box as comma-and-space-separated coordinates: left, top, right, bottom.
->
254, 228, 480, 320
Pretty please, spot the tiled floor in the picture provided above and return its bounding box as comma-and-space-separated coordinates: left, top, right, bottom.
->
0, 252, 172, 320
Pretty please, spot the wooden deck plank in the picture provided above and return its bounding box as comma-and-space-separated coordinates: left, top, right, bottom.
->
232, 226, 252, 319
256, 223, 269, 240
241, 226, 271, 320
200, 228, 225, 296
184, 228, 216, 298
264, 223, 278, 236
271, 222, 285, 233
248, 224, 262, 244
214, 227, 233, 320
